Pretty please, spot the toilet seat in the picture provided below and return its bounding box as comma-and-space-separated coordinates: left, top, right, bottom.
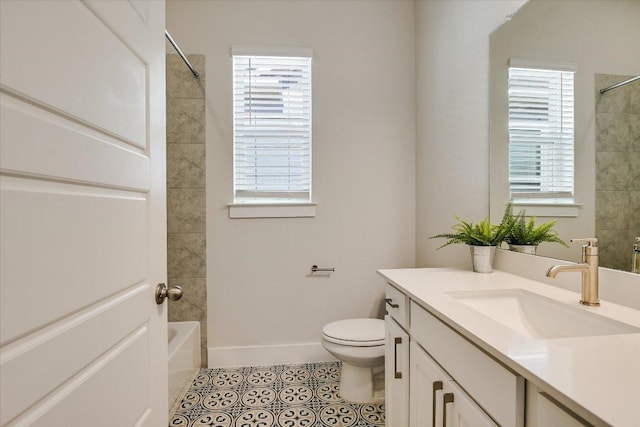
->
322, 318, 384, 347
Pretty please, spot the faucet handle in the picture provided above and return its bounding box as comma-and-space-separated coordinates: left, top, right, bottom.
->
571, 238, 598, 257
570, 238, 598, 247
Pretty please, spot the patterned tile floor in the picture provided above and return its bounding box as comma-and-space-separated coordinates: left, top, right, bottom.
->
169, 361, 385, 427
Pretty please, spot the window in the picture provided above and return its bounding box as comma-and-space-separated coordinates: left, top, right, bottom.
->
508, 66, 575, 202
232, 49, 312, 204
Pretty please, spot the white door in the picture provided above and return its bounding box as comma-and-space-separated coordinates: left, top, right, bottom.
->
0, 1, 167, 426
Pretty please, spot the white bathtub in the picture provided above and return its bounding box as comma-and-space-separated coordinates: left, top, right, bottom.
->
168, 321, 201, 412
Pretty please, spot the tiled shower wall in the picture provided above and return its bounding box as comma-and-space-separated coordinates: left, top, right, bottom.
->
595, 74, 640, 271
166, 54, 208, 365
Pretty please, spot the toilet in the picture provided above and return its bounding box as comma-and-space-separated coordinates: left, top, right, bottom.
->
321, 318, 385, 403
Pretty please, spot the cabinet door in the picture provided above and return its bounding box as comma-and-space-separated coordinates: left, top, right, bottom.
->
385, 316, 409, 427
410, 341, 449, 427
443, 381, 498, 427
526, 383, 588, 427
410, 342, 497, 427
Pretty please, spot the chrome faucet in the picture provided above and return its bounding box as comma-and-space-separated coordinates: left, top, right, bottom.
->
546, 238, 599, 306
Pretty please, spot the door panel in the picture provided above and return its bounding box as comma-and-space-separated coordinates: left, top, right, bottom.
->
0, 181, 147, 342
0, 95, 149, 191
445, 381, 497, 427
410, 342, 449, 427
16, 326, 151, 427
0, 0, 167, 425
0, 1, 147, 147
0, 286, 148, 423
85, 0, 151, 50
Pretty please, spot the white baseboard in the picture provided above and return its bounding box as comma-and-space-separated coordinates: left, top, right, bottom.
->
207, 342, 336, 368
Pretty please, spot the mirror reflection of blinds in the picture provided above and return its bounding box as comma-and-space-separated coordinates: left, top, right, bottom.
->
508, 67, 574, 199
233, 55, 312, 202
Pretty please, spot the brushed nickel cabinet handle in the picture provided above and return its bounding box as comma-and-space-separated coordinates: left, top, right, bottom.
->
394, 337, 402, 379
432, 381, 443, 427
442, 392, 454, 427
385, 298, 399, 308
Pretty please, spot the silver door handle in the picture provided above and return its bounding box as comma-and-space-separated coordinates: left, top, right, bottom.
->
155, 283, 183, 304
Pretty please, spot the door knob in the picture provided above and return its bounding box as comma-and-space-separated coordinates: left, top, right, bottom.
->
155, 283, 183, 304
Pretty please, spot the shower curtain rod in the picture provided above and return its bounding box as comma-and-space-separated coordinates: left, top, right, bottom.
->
599, 75, 639, 94
165, 30, 200, 78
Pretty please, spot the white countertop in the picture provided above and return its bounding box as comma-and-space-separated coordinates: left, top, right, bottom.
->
378, 268, 640, 427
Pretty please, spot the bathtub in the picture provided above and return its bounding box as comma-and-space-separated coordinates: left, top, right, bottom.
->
168, 321, 201, 413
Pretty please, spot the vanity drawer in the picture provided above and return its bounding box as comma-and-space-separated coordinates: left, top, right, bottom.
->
411, 301, 524, 427
385, 284, 410, 329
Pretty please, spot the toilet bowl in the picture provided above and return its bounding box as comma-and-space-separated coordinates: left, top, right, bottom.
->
321, 318, 385, 403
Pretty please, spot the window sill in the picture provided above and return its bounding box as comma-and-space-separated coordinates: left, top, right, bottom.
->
511, 200, 583, 218
228, 202, 317, 219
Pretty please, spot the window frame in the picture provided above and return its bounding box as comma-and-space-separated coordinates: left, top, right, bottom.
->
507, 63, 576, 205
229, 46, 315, 219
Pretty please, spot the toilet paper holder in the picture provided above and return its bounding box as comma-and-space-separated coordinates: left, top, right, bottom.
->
311, 265, 335, 272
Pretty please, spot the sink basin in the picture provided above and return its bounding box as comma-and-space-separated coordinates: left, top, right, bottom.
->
446, 289, 640, 339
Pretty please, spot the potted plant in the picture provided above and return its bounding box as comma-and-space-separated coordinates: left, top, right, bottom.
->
502, 204, 568, 254
431, 216, 509, 273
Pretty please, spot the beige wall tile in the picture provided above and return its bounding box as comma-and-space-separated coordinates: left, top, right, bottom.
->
597, 229, 632, 270
595, 191, 630, 230
167, 188, 206, 233
167, 232, 207, 278
596, 74, 630, 114
630, 152, 640, 191
630, 80, 640, 114
166, 53, 207, 363
630, 192, 640, 233
595, 112, 629, 152
167, 143, 206, 188
596, 151, 630, 191
167, 98, 205, 143
594, 76, 639, 271
166, 54, 205, 99
631, 114, 640, 152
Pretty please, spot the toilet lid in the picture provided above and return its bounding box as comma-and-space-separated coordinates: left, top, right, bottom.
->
322, 318, 385, 347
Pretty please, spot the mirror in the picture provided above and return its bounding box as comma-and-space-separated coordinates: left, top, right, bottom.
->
490, 0, 640, 271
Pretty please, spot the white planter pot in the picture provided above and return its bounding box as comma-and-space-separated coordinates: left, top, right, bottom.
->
469, 245, 496, 273
508, 244, 538, 255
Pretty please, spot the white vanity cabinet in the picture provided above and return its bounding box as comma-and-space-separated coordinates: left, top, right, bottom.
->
411, 301, 524, 426
384, 283, 525, 427
380, 267, 640, 426
385, 285, 410, 427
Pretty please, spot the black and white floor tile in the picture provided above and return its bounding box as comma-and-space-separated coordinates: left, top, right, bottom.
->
170, 361, 385, 427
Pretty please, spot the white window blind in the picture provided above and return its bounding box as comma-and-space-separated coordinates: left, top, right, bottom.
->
233, 53, 312, 203
508, 67, 575, 200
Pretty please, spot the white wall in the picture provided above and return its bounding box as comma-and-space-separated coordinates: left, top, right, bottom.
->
415, 0, 527, 268
166, 0, 416, 366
